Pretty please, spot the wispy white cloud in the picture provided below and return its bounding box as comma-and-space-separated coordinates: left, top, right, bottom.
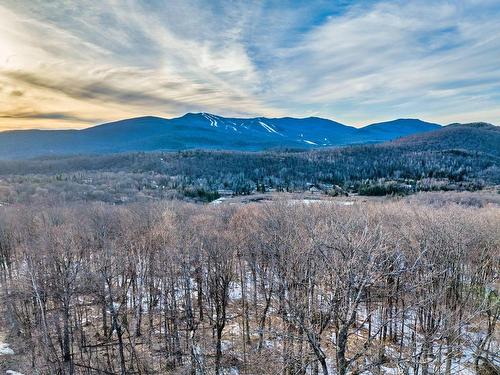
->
0, 0, 277, 129
264, 1, 500, 125
0, 0, 498, 130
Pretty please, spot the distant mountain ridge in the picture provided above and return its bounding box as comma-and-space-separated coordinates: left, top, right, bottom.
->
0, 113, 443, 159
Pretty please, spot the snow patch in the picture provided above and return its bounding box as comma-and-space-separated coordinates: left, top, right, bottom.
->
202, 113, 218, 127
229, 282, 242, 300
337, 201, 354, 206
0, 343, 14, 355
258, 121, 280, 135
211, 197, 227, 205
289, 199, 355, 206
221, 340, 233, 351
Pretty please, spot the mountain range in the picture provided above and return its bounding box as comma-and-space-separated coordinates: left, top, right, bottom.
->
0, 113, 444, 159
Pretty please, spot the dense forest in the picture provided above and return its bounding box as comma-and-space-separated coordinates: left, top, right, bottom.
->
0, 124, 498, 204
0, 200, 498, 374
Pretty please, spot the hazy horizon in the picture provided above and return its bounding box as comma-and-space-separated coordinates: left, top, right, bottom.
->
1, 0, 499, 131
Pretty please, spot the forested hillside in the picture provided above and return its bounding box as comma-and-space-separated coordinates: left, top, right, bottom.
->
0, 123, 497, 204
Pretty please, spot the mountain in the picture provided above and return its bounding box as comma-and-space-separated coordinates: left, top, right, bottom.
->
357, 118, 441, 142
0, 113, 442, 159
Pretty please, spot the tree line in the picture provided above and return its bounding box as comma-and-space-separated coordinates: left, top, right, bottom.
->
0, 136, 498, 205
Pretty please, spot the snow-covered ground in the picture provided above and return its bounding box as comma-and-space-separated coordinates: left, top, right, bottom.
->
0, 340, 23, 375
0, 342, 14, 355
258, 121, 281, 135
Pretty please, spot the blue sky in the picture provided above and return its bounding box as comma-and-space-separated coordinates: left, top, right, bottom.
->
0, 0, 499, 130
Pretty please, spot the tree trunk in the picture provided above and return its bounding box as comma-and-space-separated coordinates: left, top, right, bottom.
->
337, 326, 349, 375
215, 326, 223, 375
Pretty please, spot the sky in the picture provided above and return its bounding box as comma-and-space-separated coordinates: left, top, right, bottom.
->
0, 0, 499, 131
